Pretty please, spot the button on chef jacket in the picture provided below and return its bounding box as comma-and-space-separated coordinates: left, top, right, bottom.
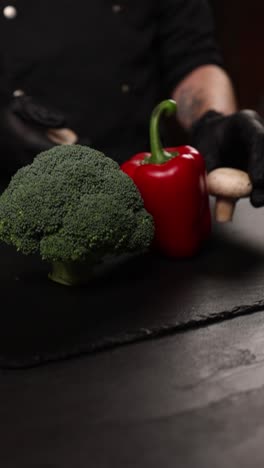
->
0, 0, 222, 163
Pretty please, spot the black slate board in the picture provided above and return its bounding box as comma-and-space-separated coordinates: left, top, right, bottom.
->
1, 197, 264, 369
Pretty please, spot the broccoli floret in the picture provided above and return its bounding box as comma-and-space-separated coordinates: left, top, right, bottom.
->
0, 144, 154, 285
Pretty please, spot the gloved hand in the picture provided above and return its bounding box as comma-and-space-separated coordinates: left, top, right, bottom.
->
190, 109, 264, 208
0, 94, 78, 174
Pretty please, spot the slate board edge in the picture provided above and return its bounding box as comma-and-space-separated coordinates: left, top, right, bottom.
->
1, 299, 264, 371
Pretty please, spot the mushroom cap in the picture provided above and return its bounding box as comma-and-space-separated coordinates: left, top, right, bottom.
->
47, 128, 78, 145
207, 167, 252, 198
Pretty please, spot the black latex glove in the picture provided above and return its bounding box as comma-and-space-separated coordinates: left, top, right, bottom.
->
190, 109, 264, 207
0, 94, 74, 174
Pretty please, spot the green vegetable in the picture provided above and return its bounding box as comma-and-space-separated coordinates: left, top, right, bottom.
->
0, 144, 154, 285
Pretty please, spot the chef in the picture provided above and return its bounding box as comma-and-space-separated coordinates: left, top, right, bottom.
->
0, 0, 264, 208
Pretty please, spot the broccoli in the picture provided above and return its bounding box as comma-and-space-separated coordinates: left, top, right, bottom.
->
0, 144, 154, 285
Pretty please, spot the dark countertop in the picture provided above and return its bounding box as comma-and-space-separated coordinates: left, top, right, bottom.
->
2, 312, 264, 468
1, 197, 264, 369
1, 196, 264, 466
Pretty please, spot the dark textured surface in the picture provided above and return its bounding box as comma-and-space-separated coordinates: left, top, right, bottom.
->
1, 197, 264, 368
2, 311, 264, 467
1, 187, 264, 466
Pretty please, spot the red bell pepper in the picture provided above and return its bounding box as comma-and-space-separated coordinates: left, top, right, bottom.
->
121, 99, 211, 257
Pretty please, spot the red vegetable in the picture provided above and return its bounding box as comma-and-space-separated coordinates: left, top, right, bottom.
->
121, 99, 211, 257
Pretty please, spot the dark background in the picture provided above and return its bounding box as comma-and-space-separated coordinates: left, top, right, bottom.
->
210, 0, 264, 114
166, 1, 264, 147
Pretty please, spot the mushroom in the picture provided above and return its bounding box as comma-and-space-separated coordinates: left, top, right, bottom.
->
47, 128, 78, 145
206, 167, 252, 223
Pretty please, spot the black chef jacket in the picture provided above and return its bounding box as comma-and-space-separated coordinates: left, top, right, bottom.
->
0, 0, 222, 163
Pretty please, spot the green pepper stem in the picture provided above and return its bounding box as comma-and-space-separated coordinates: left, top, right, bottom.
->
148, 99, 177, 164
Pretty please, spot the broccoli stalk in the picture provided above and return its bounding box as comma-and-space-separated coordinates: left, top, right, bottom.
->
48, 261, 95, 286
0, 145, 154, 286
